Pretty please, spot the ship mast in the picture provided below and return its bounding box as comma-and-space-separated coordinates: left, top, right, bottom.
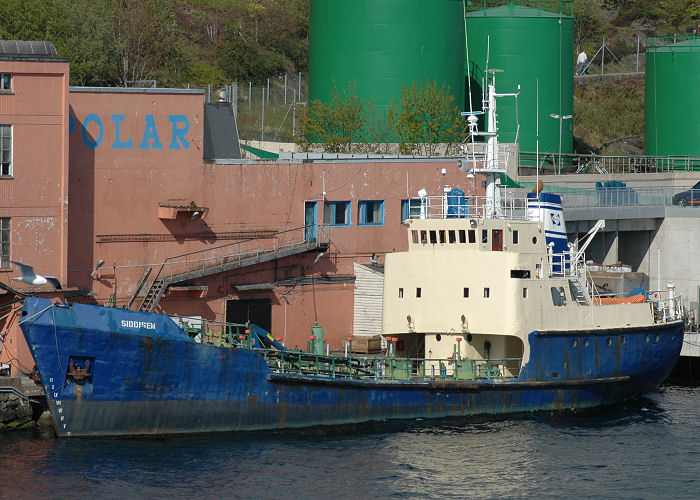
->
461, 69, 519, 218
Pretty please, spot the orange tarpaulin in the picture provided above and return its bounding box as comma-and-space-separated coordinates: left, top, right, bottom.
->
593, 294, 646, 305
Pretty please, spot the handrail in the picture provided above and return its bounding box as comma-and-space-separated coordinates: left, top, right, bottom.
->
519, 151, 700, 175
151, 224, 329, 284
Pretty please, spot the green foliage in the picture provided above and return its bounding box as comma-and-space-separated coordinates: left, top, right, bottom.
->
296, 82, 370, 153
573, 80, 644, 149
215, 0, 308, 83
574, 0, 603, 51
387, 80, 466, 156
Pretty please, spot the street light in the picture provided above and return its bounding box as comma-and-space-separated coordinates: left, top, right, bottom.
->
549, 113, 573, 174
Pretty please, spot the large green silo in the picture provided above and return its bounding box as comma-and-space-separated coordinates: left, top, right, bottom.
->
465, 3, 574, 156
309, 0, 465, 121
645, 37, 700, 157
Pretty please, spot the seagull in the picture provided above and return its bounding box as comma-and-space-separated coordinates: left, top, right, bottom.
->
10, 261, 62, 289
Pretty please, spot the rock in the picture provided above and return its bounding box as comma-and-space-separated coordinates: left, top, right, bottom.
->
37, 410, 54, 428
0, 392, 35, 430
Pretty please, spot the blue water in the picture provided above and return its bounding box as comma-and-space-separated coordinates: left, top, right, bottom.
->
1, 385, 698, 499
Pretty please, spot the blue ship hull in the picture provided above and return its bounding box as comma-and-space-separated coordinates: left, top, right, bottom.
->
20, 297, 684, 437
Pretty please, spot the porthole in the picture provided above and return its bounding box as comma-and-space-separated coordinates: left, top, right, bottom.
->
436, 334, 442, 342
467, 334, 473, 343
532, 236, 537, 245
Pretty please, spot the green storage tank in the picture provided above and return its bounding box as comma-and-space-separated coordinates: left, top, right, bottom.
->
645, 37, 700, 157
465, 2, 574, 157
309, 0, 465, 122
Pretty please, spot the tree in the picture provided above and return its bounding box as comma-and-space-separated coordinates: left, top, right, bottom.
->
574, 0, 603, 52
295, 82, 371, 153
387, 80, 466, 156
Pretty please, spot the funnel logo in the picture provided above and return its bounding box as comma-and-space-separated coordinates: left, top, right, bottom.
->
550, 213, 562, 226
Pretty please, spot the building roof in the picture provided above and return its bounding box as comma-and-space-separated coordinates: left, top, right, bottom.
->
0, 40, 67, 61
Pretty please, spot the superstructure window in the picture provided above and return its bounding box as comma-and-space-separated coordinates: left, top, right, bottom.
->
416, 287, 422, 298
0, 125, 11, 176
448, 230, 456, 243
510, 270, 531, 279
323, 201, 351, 226
412, 230, 419, 244
0, 74, 11, 91
398, 288, 403, 298
358, 200, 384, 226
513, 230, 519, 244
401, 198, 422, 221
468, 229, 476, 243
463, 287, 469, 298
481, 229, 488, 243
483, 287, 490, 298
459, 230, 466, 243
0, 217, 9, 268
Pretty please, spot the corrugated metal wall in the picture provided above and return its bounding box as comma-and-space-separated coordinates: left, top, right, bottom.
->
353, 263, 384, 336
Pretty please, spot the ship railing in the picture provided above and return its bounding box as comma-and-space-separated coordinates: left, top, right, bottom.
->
650, 288, 684, 323
258, 350, 522, 382
408, 194, 530, 221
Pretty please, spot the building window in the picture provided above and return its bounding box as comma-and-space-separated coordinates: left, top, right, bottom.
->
323, 201, 351, 226
0, 73, 10, 91
0, 125, 11, 176
358, 200, 384, 226
401, 198, 422, 221
0, 218, 9, 268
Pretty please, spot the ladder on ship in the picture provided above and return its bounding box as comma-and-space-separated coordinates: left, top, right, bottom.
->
135, 225, 330, 312
568, 278, 590, 305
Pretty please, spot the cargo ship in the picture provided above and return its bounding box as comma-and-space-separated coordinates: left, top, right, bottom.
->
18, 75, 685, 437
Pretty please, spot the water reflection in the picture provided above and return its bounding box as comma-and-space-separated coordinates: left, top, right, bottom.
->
0, 386, 698, 499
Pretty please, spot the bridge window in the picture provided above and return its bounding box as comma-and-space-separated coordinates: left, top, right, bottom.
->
469, 229, 476, 243
449, 230, 456, 243
429, 231, 437, 244
511, 270, 531, 279
459, 230, 466, 243
482, 229, 488, 244
323, 201, 351, 226
551, 286, 567, 306
412, 230, 419, 244
439, 230, 446, 243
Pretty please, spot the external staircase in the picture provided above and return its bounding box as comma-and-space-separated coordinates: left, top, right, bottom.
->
135, 225, 330, 312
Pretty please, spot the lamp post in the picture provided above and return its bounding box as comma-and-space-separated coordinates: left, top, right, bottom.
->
549, 113, 572, 174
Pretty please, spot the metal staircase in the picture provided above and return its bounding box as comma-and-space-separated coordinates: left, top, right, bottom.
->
137, 225, 330, 312
568, 278, 589, 305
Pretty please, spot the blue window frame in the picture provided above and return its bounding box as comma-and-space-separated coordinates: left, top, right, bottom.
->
323, 201, 351, 226
358, 200, 384, 226
401, 198, 422, 222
